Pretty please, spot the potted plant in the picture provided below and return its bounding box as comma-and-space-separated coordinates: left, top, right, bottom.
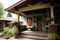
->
48, 33, 59, 40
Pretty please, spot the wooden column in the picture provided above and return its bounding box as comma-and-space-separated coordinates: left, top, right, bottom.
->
3, 22, 5, 27
17, 11, 20, 23
18, 14, 20, 23
17, 11, 21, 34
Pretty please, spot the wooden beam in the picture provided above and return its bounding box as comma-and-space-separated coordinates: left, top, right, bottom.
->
27, 13, 42, 17
19, 3, 50, 12
14, 4, 50, 16
14, 3, 50, 16
15, 11, 27, 17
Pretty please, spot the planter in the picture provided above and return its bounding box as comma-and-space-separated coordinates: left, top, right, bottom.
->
48, 33, 59, 40
49, 38, 56, 40
13, 34, 17, 38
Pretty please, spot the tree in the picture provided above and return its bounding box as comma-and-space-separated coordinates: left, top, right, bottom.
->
0, 2, 5, 18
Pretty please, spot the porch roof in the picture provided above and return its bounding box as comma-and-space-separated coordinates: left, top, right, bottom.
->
5, 0, 60, 15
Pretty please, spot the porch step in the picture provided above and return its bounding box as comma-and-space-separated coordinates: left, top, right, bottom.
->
18, 30, 48, 40
19, 35, 48, 40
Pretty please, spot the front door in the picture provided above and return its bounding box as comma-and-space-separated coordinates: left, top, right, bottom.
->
37, 16, 42, 31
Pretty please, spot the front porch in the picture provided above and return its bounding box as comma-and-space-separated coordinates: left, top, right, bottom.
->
5, 0, 60, 40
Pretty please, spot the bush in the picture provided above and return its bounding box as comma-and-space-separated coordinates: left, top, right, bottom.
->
48, 33, 60, 39
11, 27, 18, 35
3, 27, 12, 39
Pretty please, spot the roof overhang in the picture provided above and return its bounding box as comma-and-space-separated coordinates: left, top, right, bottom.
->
0, 17, 14, 21
6, 0, 26, 13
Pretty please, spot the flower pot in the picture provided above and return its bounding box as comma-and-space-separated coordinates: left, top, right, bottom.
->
49, 38, 56, 40
13, 34, 17, 38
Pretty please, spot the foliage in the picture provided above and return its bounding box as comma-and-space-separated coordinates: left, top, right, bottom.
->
11, 27, 18, 35
3, 27, 12, 39
0, 2, 5, 18
2, 27, 19, 39
48, 33, 60, 39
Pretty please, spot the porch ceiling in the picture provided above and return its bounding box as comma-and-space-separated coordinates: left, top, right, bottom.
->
22, 8, 47, 15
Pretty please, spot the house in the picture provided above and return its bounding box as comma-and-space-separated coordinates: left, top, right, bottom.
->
0, 17, 14, 31
5, 0, 60, 32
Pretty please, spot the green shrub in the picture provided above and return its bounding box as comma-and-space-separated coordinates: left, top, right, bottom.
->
3, 27, 12, 39
2, 26, 19, 39
11, 27, 18, 35
48, 33, 60, 39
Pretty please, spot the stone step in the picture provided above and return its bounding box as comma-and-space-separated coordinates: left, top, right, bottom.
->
19, 35, 48, 40
21, 33, 48, 37
21, 31, 48, 37
18, 31, 48, 40
18, 38, 48, 40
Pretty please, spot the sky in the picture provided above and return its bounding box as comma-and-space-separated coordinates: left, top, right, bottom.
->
0, 0, 20, 8
0, 0, 20, 19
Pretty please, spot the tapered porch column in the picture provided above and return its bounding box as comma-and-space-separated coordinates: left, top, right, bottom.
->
48, 6, 58, 40
50, 6, 55, 24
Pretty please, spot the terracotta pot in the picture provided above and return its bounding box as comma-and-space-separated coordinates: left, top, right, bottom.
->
13, 34, 17, 38
49, 38, 56, 40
